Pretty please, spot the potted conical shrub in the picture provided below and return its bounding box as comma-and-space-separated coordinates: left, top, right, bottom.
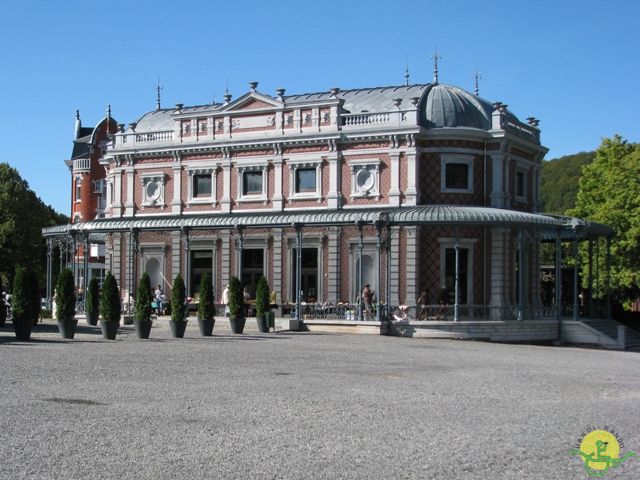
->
85, 277, 99, 326
170, 274, 188, 338
228, 276, 245, 334
99, 272, 121, 340
255, 276, 271, 333
197, 273, 215, 336
55, 268, 77, 339
134, 272, 153, 339
12, 267, 32, 341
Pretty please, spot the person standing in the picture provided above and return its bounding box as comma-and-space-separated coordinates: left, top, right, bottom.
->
362, 283, 373, 320
154, 284, 165, 315
222, 284, 230, 316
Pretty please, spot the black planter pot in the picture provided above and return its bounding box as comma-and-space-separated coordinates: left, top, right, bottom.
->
13, 319, 32, 341
198, 318, 215, 336
229, 316, 246, 334
57, 317, 78, 339
170, 320, 188, 338
100, 320, 119, 340
86, 311, 99, 326
256, 315, 269, 333
134, 319, 153, 339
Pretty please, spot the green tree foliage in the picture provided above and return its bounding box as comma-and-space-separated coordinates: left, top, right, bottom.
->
12, 266, 28, 323
0, 163, 68, 287
255, 276, 270, 318
197, 273, 215, 320
28, 269, 40, 324
55, 268, 76, 320
134, 272, 153, 322
570, 136, 640, 306
540, 151, 595, 214
227, 276, 244, 319
171, 275, 186, 322
100, 272, 121, 323
85, 277, 99, 316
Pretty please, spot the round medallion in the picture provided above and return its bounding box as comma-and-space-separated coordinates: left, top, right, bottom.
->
356, 168, 375, 192
146, 180, 160, 201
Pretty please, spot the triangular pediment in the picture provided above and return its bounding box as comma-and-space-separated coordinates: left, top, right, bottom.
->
219, 92, 282, 112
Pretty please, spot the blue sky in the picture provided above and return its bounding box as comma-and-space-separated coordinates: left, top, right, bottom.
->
1, 0, 638, 215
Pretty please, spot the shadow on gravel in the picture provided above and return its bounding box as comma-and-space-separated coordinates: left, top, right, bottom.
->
32, 323, 102, 335
42, 397, 108, 406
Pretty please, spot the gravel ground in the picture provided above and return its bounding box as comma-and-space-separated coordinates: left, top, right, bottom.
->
1, 318, 639, 480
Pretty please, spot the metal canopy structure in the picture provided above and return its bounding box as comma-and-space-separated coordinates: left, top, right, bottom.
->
42, 205, 613, 238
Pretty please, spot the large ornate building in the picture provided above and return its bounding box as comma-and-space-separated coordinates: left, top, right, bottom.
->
44, 74, 615, 341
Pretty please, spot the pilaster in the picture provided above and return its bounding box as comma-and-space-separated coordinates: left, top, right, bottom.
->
389, 152, 401, 207
172, 152, 182, 214
405, 226, 418, 304
125, 167, 134, 216
327, 227, 341, 302
171, 231, 181, 281
390, 226, 400, 305
221, 157, 232, 213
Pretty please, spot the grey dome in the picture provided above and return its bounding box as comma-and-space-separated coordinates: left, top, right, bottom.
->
423, 84, 493, 129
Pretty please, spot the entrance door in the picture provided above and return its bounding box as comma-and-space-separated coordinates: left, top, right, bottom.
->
241, 248, 264, 299
291, 248, 319, 302
190, 250, 213, 299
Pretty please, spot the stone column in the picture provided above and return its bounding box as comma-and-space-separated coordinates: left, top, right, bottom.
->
389, 152, 401, 207
405, 226, 418, 306
490, 154, 506, 208
125, 167, 134, 216
327, 153, 341, 209
171, 231, 181, 282
113, 169, 123, 217
272, 228, 283, 313
327, 227, 341, 303
221, 158, 232, 213
405, 152, 417, 206
172, 154, 182, 214
273, 156, 284, 210
220, 231, 231, 291
489, 228, 508, 319
390, 227, 400, 306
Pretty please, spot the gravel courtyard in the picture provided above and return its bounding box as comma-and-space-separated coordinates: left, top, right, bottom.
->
1, 319, 639, 480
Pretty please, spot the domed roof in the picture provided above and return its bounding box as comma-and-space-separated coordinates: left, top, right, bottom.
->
423, 84, 493, 129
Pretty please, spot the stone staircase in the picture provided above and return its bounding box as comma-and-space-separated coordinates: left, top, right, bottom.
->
581, 318, 640, 350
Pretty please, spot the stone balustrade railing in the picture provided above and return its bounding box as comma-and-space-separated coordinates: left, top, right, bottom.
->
73, 158, 90, 171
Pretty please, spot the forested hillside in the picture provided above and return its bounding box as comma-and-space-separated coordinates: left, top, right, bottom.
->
540, 151, 595, 214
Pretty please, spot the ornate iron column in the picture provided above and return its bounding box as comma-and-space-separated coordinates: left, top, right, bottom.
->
82, 233, 89, 296
385, 223, 391, 317
235, 225, 244, 281
605, 236, 612, 321
46, 238, 53, 306
182, 227, 191, 296
517, 229, 524, 321
588, 238, 594, 318
454, 229, 460, 322
555, 229, 562, 320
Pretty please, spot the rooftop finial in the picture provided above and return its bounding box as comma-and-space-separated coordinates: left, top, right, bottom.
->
107, 104, 111, 119
431, 46, 442, 84
404, 62, 410, 86
156, 79, 163, 110
76, 109, 80, 120
473, 67, 482, 96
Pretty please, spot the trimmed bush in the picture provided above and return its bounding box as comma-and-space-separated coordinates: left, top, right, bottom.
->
12, 267, 28, 324
85, 277, 99, 317
255, 276, 270, 318
55, 268, 76, 320
100, 272, 121, 323
228, 276, 244, 319
171, 275, 187, 322
198, 273, 215, 321
135, 272, 154, 322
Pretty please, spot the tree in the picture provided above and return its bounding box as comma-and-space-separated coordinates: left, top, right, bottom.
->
570, 136, 640, 307
197, 273, 215, 321
100, 272, 121, 323
55, 268, 76, 320
540, 151, 595, 214
227, 276, 244, 319
0, 163, 68, 288
171, 275, 186, 322
28, 270, 40, 325
134, 272, 153, 322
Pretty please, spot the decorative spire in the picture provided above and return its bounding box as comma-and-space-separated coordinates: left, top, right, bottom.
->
404, 62, 410, 86
431, 46, 442, 84
473, 67, 482, 96
74, 109, 82, 139
76, 109, 80, 121
156, 79, 163, 110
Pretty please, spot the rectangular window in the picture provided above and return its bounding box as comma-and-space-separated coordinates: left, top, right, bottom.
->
193, 174, 212, 197
445, 163, 469, 190
75, 179, 82, 202
516, 171, 526, 198
243, 171, 263, 195
290, 248, 318, 302
295, 168, 316, 193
